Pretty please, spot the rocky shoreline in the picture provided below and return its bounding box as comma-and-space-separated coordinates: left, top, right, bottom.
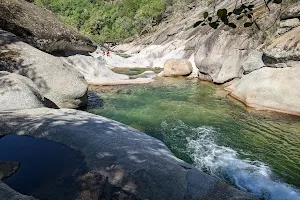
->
1, 0, 300, 199
0, 0, 257, 199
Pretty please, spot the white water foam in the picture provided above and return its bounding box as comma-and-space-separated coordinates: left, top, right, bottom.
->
185, 126, 300, 200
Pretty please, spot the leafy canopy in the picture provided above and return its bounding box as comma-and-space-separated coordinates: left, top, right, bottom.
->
193, 0, 283, 29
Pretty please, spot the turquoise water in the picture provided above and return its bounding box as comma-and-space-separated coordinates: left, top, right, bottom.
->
88, 77, 300, 199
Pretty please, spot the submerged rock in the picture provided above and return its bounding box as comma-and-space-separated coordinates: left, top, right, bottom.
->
0, 29, 88, 109
0, 161, 20, 180
0, 108, 257, 200
0, 71, 44, 110
0, 0, 96, 55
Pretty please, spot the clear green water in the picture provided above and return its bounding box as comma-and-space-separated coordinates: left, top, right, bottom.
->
88, 77, 300, 192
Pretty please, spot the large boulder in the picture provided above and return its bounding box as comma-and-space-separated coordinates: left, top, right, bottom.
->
0, 29, 88, 108
0, 71, 44, 110
0, 0, 96, 55
194, 30, 263, 83
164, 59, 193, 77
226, 67, 300, 115
0, 108, 256, 200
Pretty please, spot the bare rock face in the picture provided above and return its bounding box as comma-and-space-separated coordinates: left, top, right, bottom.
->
281, 1, 300, 20
0, 29, 88, 109
62, 54, 130, 85
164, 59, 193, 77
0, 0, 96, 55
226, 67, 300, 115
0, 71, 44, 111
194, 29, 264, 84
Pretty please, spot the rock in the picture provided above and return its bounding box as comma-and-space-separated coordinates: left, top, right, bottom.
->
198, 72, 213, 82
63, 54, 154, 85
194, 30, 263, 83
281, 2, 300, 20
267, 26, 300, 52
157, 71, 165, 77
0, 0, 96, 55
132, 71, 157, 79
0, 161, 20, 180
276, 18, 300, 35
164, 59, 193, 77
0, 108, 257, 200
62, 54, 129, 85
226, 67, 300, 115
0, 71, 44, 110
0, 182, 38, 200
263, 26, 300, 68
0, 29, 88, 109
280, 18, 300, 28
242, 50, 265, 74
187, 53, 200, 78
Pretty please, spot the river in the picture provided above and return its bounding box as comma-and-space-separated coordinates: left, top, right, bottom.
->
88, 75, 300, 200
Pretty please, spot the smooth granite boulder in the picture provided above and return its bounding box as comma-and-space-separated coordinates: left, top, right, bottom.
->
164, 59, 193, 77
226, 67, 300, 115
0, 71, 44, 110
0, 29, 88, 108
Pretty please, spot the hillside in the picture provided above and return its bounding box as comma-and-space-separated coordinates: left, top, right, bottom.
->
34, 0, 180, 43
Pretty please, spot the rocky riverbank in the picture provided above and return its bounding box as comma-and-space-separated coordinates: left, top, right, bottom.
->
0, 0, 257, 199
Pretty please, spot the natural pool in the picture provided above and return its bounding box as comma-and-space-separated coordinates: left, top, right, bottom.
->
0, 134, 87, 200
88, 76, 300, 200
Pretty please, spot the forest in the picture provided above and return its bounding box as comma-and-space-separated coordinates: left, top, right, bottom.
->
35, 0, 186, 44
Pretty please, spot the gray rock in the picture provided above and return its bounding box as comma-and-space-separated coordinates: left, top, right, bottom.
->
281, 2, 300, 20
0, 0, 96, 55
242, 50, 266, 73
0, 29, 88, 109
279, 18, 300, 28
194, 30, 263, 83
62, 54, 130, 85
226, 67, 300, 115
276, 18, 300, 35
0, 71, 44, 110
0, 182, 38, 200
0, 108, 257, 200
164, 59, 193, 76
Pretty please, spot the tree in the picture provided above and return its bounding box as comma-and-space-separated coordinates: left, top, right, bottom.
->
193, 0, 283, 29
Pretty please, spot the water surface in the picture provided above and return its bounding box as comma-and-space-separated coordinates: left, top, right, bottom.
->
0, 135, 87, 200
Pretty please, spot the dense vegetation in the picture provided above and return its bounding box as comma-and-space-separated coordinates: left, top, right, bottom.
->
35, 0, 175, 44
